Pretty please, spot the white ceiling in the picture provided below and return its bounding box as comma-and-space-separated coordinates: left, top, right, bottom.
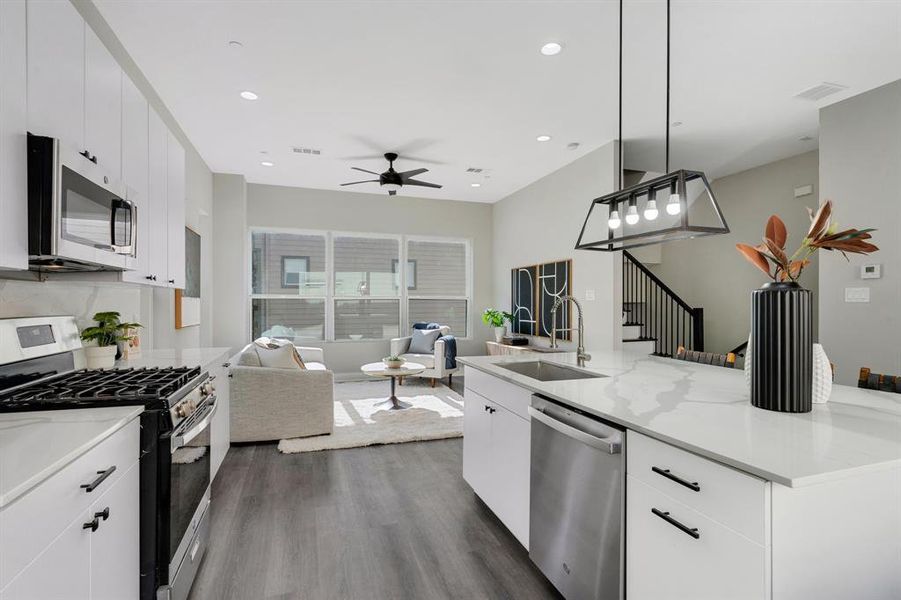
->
95, 0, 901, 203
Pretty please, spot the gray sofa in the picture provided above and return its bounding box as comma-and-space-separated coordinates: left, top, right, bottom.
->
229, 343, 334, 443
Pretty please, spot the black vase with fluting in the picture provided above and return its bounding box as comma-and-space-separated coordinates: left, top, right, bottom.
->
750, 281, 812, 413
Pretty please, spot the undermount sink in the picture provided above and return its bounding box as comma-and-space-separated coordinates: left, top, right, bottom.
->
496, 361, 606, 382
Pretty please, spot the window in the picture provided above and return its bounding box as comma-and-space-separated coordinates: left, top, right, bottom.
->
249, 230, 470, 342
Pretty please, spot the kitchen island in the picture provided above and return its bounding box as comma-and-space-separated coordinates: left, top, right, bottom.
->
458, 351, 901, 600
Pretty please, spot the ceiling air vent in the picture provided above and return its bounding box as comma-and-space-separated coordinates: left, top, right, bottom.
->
794, 82, 848, 102
292, 147, 322, 155
465, 167, 483, 174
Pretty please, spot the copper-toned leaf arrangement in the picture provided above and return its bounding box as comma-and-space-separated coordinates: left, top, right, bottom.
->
735, 200, 878, 283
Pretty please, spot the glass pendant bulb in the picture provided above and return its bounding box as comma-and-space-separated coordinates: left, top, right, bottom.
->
644, 195, 658, 220
625, 203, 640, 225
666, 192, 681, 216
608, 209, 622, 229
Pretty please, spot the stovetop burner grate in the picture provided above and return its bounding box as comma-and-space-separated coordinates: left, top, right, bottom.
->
0, 366, 204, 412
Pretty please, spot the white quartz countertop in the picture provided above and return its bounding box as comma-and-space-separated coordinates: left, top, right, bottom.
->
458, 351, 901, 487
0, 406, 143, 508
114, 347, 232, 371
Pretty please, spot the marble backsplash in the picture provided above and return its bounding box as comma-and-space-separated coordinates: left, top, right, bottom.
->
0, 279, 146, 332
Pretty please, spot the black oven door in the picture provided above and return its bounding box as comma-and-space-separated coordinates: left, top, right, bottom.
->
166, 396, 216, 584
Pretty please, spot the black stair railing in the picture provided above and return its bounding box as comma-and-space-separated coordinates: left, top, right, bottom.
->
623, 251, 704, 356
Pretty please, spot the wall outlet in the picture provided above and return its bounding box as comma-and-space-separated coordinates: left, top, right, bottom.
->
585, 289, 596, 301
861, 264, 881, 279
844, 287, 870, 303
794, 184, 814, 198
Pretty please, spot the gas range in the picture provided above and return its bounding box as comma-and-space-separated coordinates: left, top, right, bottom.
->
0, 316, 216, 600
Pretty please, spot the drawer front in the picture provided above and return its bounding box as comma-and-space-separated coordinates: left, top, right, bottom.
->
626, 476, 769, 600
627, 431, 769, 545
463, 366, 531, 420
0, 418, 139, 589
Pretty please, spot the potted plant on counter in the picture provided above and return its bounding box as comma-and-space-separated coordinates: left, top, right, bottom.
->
482, 308, 513, 343
736, 200, 877, 413
80, 312, 142, 369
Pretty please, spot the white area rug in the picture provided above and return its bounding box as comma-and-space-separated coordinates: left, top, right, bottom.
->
277, 379, 464, 454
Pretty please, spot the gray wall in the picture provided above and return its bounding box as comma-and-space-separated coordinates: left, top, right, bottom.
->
239, 183, 494, 376
819, 80, 901, 385
211, 174, 248, 354
647, 150, 820, 354
492, 141, 620, 352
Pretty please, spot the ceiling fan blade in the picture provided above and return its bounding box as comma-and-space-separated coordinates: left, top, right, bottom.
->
340, 179, 379, 186
399, 168, 428, 180
351, 167, 381, 175
404, 178, 442, 189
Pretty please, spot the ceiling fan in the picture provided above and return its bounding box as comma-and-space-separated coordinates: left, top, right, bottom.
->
341, 152, 443, 195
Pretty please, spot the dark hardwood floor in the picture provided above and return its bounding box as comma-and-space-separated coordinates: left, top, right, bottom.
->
188, 438, 561, 600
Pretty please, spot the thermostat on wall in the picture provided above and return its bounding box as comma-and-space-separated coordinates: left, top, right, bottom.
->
861, 264, 881, 279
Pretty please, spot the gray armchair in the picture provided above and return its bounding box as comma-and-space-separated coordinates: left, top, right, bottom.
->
390, 325, 459, 387
229, 344, 334, 442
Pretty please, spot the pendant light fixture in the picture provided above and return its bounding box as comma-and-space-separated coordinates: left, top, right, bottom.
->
575, 0, 729, 252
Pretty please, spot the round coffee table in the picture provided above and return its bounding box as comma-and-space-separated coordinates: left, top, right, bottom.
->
361, 361, 426, 410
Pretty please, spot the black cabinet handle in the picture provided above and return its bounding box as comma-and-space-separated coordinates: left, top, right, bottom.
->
83, 517, 100, 532
652, 466, 700, 492
484, 406, 496, 414
79, 149, 97, 164
95, 507, 110, 521
222, 362, 231, 368
168, 279, 175, 284
80, 465, 116, 493
651, 508, 700, 539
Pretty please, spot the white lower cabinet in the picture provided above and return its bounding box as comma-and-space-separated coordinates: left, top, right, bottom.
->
462, 386, 530, 548
0, 420, 140, 600
210, 359, 232, 480
626, 476, 769, 600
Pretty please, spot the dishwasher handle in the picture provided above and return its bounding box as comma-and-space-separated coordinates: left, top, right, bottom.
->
529, 406, 623, 454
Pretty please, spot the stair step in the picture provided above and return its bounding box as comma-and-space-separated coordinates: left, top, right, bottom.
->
622, 324, 642, 339
622, 338, 657, 355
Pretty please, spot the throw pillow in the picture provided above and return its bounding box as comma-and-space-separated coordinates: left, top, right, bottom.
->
253, 338, 306, 370
408, 328, 441, 354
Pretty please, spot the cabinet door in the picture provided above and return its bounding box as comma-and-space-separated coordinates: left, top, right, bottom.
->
488, 403, 530, 548
147, 108, 168, 286
1, 510, 91, 600
210, 360, 231, 480
462, 389, 494, 506
84, 26, 122, 179
90, 461, 139, 600
0, 0, 27, 270
166, 131, 186, 288
121, 75, 151, 284
626, 476, 768, 600
26, 0, 84, 146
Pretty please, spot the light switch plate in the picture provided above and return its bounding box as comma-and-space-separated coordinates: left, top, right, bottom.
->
585, 289, 596, 301
794, 184, 813, 198
844, 287, 870, 303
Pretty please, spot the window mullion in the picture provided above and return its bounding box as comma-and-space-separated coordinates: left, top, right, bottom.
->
325, 231, 335, 342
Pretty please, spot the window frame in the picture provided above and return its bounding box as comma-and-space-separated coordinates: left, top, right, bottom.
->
248, 228, 472, 342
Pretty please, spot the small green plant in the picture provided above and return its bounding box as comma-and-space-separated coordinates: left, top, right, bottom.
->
386, 354, 401, 362
80, 312, 142, 347
481, 308, 512, 328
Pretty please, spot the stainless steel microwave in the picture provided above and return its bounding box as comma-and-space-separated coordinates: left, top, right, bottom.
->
27, 134, 136, 272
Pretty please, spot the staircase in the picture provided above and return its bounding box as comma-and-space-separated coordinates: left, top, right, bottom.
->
622, 251, 704, 357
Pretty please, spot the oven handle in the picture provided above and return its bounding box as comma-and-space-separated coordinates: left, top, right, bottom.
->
171, 395, 218, 451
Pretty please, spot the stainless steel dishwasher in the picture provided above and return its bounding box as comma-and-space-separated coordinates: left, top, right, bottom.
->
528, 394, 625, 600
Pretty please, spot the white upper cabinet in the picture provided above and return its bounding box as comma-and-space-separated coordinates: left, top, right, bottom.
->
26, 0, 85, 147
148, 109, 169, 285
0, 0, 28, 271
84, 26, 122, 180
121, 75, 151, 284
166, 132, 186, 289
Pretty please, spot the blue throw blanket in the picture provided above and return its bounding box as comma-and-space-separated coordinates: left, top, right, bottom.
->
412, 322, 457, 369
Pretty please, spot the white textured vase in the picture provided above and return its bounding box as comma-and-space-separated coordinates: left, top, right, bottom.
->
84, 345, 116, 369
812, 343, 832, 404
744, 335, 832, 404
494, 327, 506, 342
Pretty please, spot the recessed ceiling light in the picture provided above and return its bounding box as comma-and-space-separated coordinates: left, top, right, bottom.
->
567, 142, 580, 151
240, 90, 259, 101
536, 135, 552, 142
471, 183, 481, 188
261, 161, 274, 167
228, 40, 243, 48
540, 42, 563, 56
672, 121, 683, 127
799, 135, 814, 142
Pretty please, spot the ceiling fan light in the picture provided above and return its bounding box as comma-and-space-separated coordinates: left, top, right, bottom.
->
666, 193, 681, 215
644, 199, 659, 221
625, 204, 640, 225
384, 182, 401, 191
608, 210, 622, 230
